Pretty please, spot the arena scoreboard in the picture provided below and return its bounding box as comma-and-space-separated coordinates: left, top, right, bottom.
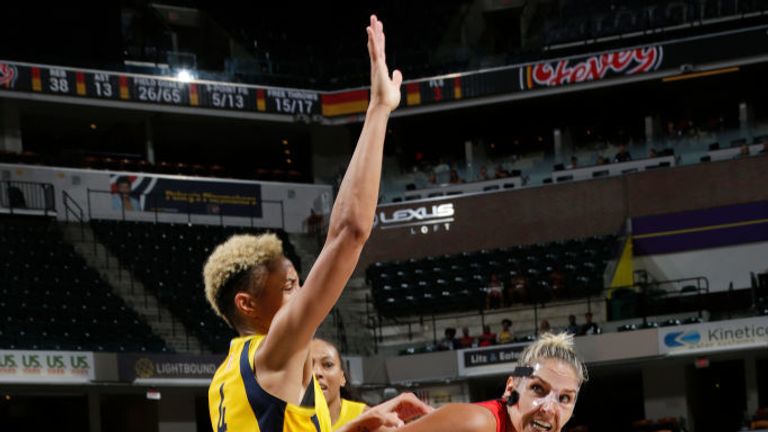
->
0, 25, 765, 120
0, 62, 322, 117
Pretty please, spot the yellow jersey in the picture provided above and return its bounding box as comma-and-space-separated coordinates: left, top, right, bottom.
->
332, 399, 367, 431
209, 335, 333, 432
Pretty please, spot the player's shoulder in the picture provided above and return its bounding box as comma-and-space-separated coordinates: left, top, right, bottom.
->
471, 400, 507, 432
435, 402, 499, 432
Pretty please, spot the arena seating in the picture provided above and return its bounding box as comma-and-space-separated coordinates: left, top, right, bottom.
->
0, 216, 169, 352
90, 220, 301, 353
367, 234, 616, 318
542, 0, 766, 46
0, 150, 306, 184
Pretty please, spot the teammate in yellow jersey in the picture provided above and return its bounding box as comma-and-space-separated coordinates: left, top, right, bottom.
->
310, 339, 369, 431
204, 15, 432, 432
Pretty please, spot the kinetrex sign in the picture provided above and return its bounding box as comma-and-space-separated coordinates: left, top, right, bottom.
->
374, 203, 455, 235
658, 316, 768, 355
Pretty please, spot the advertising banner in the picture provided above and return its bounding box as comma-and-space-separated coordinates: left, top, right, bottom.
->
3, 26, 767, 119
109, 174, 262, 217
658, 316, 768, 356
118, 354, 225, 385
457, 342, 528, 377
0, 350, 94, 383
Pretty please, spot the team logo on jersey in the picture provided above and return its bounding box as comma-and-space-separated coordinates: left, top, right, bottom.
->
0, 64, 18, 89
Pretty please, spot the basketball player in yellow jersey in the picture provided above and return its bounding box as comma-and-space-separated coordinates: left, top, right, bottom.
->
310, 339, 369, 430
204, 15, 432, 432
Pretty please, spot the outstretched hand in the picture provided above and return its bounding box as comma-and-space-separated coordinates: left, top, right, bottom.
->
367, 15, 403, 112
337, 393, 434, 432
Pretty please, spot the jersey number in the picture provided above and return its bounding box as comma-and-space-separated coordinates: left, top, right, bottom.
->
217, 384, 228, 432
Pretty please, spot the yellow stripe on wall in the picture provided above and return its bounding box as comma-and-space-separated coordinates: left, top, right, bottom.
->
634, 218, 768, 239
608, 236, 634, 296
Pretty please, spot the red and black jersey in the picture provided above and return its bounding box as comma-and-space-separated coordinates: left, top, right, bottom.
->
474, 399, 514, 432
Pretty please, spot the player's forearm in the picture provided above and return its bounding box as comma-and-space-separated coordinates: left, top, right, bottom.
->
326, 103, 391, 243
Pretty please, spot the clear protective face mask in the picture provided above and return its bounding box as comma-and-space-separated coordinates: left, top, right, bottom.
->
514, 363, 579, 413
525, 383, 576, 412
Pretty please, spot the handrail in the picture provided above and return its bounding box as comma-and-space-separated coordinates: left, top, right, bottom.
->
62, 190, 86, 241
616, 275, 711, 295
62, 190, 85, 223
0, 180, 56, 215
367, 275, 713, 341
366, 295, 595, 342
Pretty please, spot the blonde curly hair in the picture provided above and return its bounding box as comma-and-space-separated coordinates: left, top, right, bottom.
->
519, 332, 588, 384
203, 233, 283, 326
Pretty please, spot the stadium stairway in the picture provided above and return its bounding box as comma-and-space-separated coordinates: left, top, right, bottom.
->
61, 223, 206, 354
288, 232, 375, 355
330, 275, 377, 356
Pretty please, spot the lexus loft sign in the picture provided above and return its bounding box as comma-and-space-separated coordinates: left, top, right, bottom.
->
374, 202, 454, 235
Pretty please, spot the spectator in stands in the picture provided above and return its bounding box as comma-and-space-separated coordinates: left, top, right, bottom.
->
449, 169, 464, 184
648, 148, 659, 158
485, 273, 503, 309
579, 312, 600, 336
508, 273, 528, 304
310, 338, 368, 430
761, 142, 768, 154
434, 158, 450, 176
539, 319, 552, 334
737, 143, 750, 158
565, 315, 579, 335
498, 319, 514, 344
204, 17, 431, 432
7, 186, 26, 209
567, 156, 578, 169
478, 325, 496, 347
495, 164, 510, 179
440, 327, 459, 350
596, 155, 610, 165
396, 332, 587, 432
549, 268, 566, 298
112, 176, 141, 211
613, 143, 632, 163
459, 327, 475, 348
477, 166, 491, 181
427, 170, 438, 186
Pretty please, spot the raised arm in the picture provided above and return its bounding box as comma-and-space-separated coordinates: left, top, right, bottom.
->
260, 15, 402, 366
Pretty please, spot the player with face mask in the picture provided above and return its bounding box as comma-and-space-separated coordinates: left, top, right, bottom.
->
393, 332, 587, 432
